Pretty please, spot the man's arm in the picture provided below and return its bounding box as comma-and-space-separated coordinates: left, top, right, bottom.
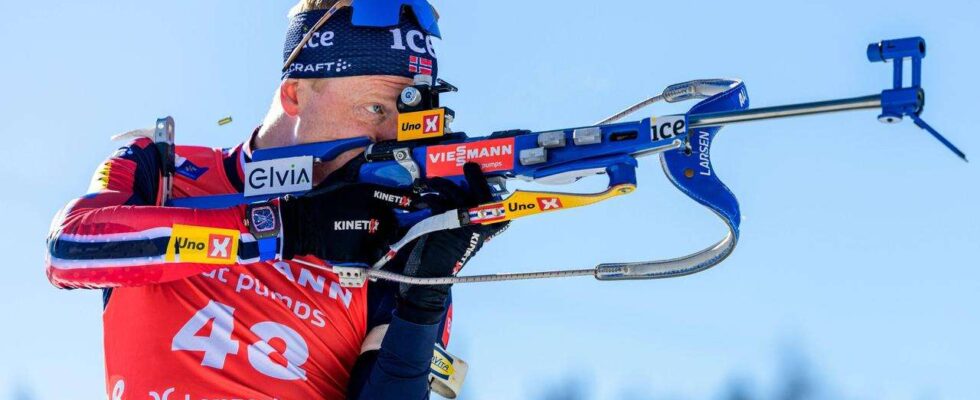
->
348, 164, 506, 400
45, 138, 254, 289
347, 275, 454, 400
47, 138, 409, 290
353, 312, 446, 399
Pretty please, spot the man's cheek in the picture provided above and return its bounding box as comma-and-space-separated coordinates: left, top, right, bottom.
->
312, 162, 333, 185
312, 148, 363, 183
297, 113, 343, 144
376, 117, 399, 141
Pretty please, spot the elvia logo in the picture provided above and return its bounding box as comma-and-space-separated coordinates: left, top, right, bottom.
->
244, 156, 314, 197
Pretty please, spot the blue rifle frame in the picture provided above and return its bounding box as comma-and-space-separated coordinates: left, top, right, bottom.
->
166, 37, 964, 284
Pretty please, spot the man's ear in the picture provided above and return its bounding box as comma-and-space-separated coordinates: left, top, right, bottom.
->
279, 79, 301, 117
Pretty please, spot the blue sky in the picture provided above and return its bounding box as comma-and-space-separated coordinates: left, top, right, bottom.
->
1, 0, 978, 399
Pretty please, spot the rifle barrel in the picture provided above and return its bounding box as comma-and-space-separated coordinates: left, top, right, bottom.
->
687, 94, 882, 128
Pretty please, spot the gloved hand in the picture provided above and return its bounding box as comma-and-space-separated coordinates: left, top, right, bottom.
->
279, 183, 413, 264
397, 163, 509, 325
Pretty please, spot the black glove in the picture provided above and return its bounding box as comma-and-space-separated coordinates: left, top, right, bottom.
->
279, 183, 413, 264
397, 163, 509, 325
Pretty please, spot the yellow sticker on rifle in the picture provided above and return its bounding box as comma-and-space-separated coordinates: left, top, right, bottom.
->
467, 184, 636, 224
398, 108, 446, 141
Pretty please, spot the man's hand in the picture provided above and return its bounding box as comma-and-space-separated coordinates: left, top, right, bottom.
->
397, 163, 509, 325
279, 183, 410, 264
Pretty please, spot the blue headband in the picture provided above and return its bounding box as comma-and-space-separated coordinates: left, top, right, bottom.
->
282, 8, 439, 80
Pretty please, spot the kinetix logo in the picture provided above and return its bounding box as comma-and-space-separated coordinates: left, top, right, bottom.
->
374, 191, 411, 207
334, 219, 380, 233
453, 232, 482, 273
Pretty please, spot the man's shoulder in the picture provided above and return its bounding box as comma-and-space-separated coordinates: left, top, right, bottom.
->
111, 138, 236, 164
171, 141, 246, 194
175, 143, 233, 165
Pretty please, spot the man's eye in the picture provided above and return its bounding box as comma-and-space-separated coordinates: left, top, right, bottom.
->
365, 104, 385, 115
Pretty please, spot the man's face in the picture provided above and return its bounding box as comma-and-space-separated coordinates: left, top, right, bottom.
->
287, 74, 413, 180
295, 75, 412, 143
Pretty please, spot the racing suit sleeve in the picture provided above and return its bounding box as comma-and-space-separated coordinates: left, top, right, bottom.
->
353, 311, 445, 399
46, 138, 257, 289
347, 277, 454, 400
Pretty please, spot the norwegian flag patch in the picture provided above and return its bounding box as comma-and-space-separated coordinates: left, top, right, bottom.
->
468, 204, 506, 224
409, 55, 433, 75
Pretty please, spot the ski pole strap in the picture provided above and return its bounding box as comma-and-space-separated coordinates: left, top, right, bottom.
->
371, 209, 462, 269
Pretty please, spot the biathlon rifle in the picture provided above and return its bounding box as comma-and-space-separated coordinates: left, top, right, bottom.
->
165, 37, 965, 287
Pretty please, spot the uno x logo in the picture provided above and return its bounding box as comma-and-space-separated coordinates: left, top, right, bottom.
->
398, 109, 446, 141
537, 197, 563, 210
423, 114, 441, 134
208, 234, 232, 259
166, 225, 239, 265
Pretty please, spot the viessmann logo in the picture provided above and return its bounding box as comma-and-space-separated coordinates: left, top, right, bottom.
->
166, 224, 240, 265
425, 138, 515, 177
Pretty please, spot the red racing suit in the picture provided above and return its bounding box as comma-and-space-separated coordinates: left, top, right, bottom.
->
46, 135, 452, 400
